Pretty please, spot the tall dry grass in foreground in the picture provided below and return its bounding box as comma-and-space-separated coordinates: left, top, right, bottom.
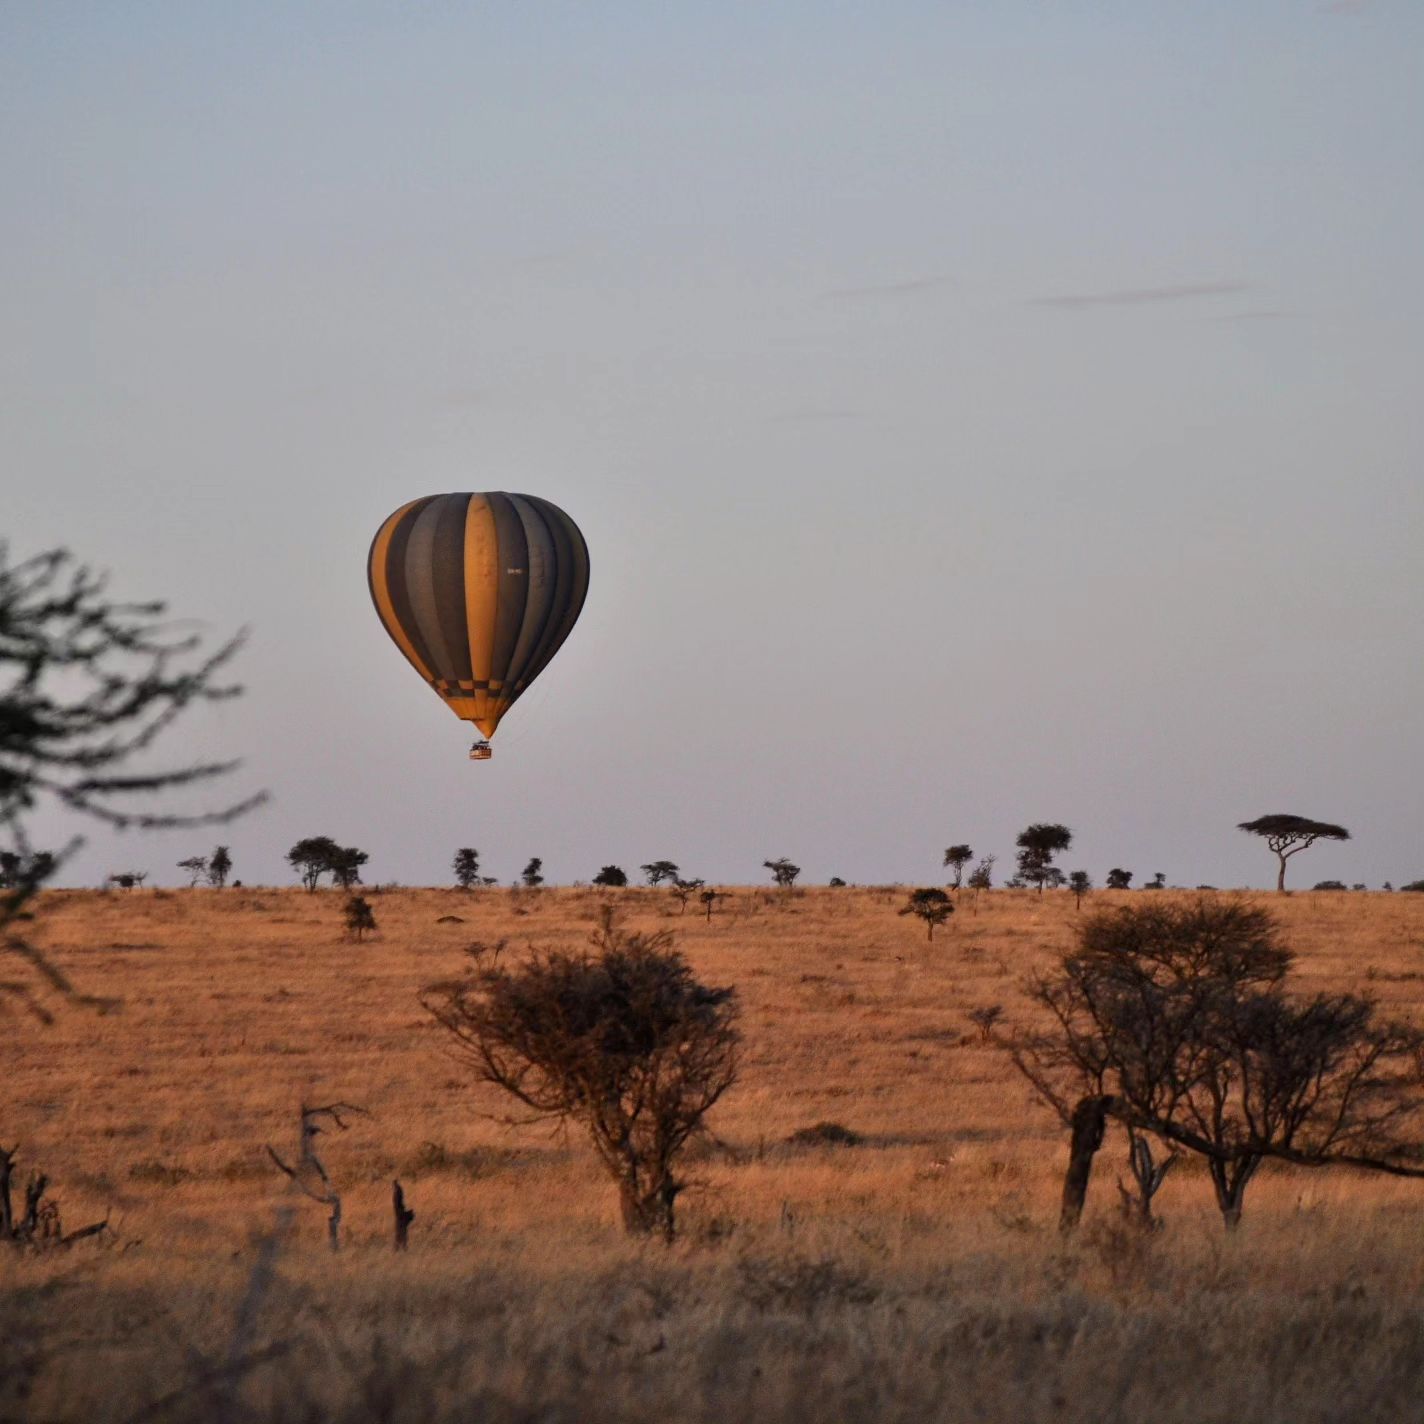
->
5, 886, 1424, 1422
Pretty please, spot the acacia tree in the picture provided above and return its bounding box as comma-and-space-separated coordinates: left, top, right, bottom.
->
521, 857, 544, 889
764, 857, 800, 891
288, 836, 341, 892
177, 855, 208, 888
1007, 899, 1424, 1231
1105, 868, 1132, 890
943, 845, 973, 890
593, 865, 628, 887
344, 895, 377, 943
900, 887, 954, 941
1238, 814, 1351, 893
452, 848, 481, 890
1015, 823, 1072, 894
423, 911, 739, 1239
1067, 870, 1092, 909
329, 846, 368, 890
640, 860, 680, 887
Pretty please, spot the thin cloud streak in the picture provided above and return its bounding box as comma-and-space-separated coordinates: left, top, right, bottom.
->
1032, 281, 1250, 309
823, 276, 950, 301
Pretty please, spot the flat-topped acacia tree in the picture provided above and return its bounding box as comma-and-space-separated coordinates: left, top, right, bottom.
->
1238, 814, 1351, 892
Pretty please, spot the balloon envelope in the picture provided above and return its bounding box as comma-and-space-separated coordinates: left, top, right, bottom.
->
367, 492, 589, 739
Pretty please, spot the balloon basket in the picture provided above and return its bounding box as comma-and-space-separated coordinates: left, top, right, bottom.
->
469, 740, 493, 761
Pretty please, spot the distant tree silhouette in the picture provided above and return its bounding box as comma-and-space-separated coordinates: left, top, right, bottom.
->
423, 911, 739, 1240
640, 860, 680, 887
207, 845, 233, 888
1145, 872, 1167, 890
288, 837, 342, 892
452, 847, 481, 890
966, 855, 995, 893
521, 857, 545, 889
177, 855, 208, 888
764, 858, 801, 891
943, 844, 973, 889
1015, 824, 1073, 894
344, 895, 377, 942
700, 887, 727, 920
593, 865, 628, 887
828, 876, 847, 888
107, 871, 146, 891
329, 846, 368, 890
1105, 868, 1133, 890
1068, 870, 1092, 909
899, 887, 955, 940
670, 878, 704, 914
1238, 815, 1351, 893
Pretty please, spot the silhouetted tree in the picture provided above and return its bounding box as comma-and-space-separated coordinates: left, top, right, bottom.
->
207, 845, 232, 888
344, 895, 377, 942
1015, 823, 1073, 894
329, 846, 368, 890
452, 848, 481, 890
640, 860, 680, 887
1239, 814, 1351, 892
764, 858, 800, 890
1105, 868, 1133, 890
900, 887, 954, 940
288, 836, 341, 892
593, 865, 628, 887
1144, 871, 1167, 890
943, 844, 973, 890
1068, 870, 1092, 908
423, 911, 739, 1239
108, 871, 147, 890
177, 855, 208, 888
1008, 899, 1424, 1231
966, 855, 995, 892
700, 887, 727, 920
521, 857, 544, 889
670, 878, 704, 913
828, 876, 847, 888
2, 541, 259, 1023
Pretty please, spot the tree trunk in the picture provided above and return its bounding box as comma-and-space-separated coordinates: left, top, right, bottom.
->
1277, 855, 1287, 893
1060, 1095, 1113, 1232
1209, 1156, 1257, 1230
618, 1174, 677, 1242
392, 1180, 414, 1250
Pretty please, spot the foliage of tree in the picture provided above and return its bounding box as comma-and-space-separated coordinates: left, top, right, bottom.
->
452, 847, 481, 890
422, 910, 739, 1239
899, 887, 955, 940
640, 860, 680, 887
1015, 823, 1072, 894
344, 895, 377, 942
177, 855, 208, 888
966, 855, 995, 892
1067, 870, 1092, 908
287, 836, 342, 892
1105, 868, 1133, 890
1007, 899, 1424, 1230
1238, 814, 1351, 893
764, 857, 801, 890
943, 844, 973, 889
593, 865, 628, 887
521, 857, 544, 889
207, 845, 232, 888
328, 846, 368, 890
670, 878, 704, 913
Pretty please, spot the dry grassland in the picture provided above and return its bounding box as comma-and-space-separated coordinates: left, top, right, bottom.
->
6, 885, 1424, 1422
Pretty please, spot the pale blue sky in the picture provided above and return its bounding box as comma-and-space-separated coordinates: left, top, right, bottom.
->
5, 2, 1421, 888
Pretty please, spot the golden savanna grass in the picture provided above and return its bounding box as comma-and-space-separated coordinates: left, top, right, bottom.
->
6, 885, 1424, 1422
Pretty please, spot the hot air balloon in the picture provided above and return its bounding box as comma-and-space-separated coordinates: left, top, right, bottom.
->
367, 492, 589, 759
